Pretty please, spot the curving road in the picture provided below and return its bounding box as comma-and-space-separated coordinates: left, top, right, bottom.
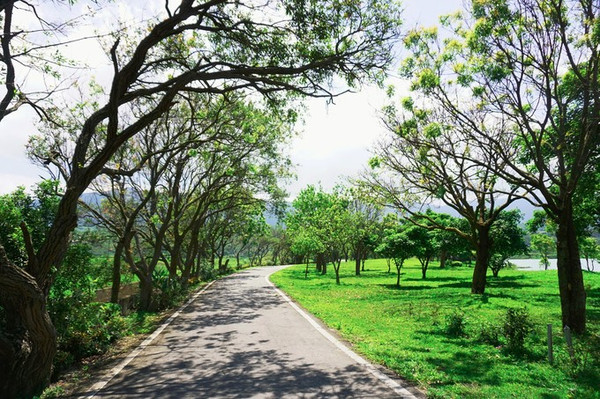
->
83, 266, 420, 398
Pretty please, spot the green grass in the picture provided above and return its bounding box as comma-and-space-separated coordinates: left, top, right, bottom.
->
270, 259, 600, 398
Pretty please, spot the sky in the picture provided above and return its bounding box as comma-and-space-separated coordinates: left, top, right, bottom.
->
0, 0, 463, 198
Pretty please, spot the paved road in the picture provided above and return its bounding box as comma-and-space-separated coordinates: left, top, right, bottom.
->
84, 266, 419, 398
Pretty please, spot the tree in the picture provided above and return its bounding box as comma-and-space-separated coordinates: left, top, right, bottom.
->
580, 237, 599, 272
0, 1, 403, 395
346, 187, 383, 276
363, 98, 524, 293
0, 1, 98, 122
379, 219, 414, 287
286, 185, 352, 284
488, 210, 527, 277
390, 0, 599, 332
530, 233, 555, 270
405, 222, 437, 279
290, 230, 324, 278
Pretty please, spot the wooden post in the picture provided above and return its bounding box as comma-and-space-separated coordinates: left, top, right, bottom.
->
547, 324, 553, 364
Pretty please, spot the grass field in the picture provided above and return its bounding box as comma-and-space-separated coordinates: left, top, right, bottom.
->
270, 259, 600, 398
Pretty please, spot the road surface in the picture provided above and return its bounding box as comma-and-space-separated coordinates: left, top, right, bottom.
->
83, 266, 420, 398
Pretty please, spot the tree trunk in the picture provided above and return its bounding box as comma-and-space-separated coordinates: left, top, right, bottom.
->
0, 249, 56, 399
439, 250, 447, 268
355, 251, 361, 276
471, 225, 491, 294
316, 253, 325, 273
556, 203, 587, 333
138, 275, 153, 312
110, 241, 124, 304
421, 258, 430, 279
334, 261, 341, 284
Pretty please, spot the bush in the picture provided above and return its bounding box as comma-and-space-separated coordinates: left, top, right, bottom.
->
502, 307, 533, 352
152, 268, 188, 310
198, 261, 218, 281
445, 311, 467, 337
60, 302, 127, 360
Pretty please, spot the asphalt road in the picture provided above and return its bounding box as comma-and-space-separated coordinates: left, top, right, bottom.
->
84, 266, 420, 398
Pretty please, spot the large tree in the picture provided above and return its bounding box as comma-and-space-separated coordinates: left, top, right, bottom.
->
0, 1, 402, 395
391, 0, 599, 332
362, 97, 525, 294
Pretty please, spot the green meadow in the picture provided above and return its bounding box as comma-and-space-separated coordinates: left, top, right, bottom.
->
271, 259, 600, 398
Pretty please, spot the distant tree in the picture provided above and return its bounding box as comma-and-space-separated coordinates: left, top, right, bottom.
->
489, 210, 527, 277
580, 237, 599, 272
405, 222, 436, 279
530, 234, 555, 271
290, 230, 324, 278
286, 185, 352, 284
379, 219, 414, 287
346, 187, 383, 276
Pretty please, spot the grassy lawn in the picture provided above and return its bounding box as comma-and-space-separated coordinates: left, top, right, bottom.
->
270, 259, 600, 398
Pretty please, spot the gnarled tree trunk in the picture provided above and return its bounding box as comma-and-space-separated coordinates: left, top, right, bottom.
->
0, 248, 56, 399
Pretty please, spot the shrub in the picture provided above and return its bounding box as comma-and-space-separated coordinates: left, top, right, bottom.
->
60, 302, 127, 361
198, 261, 218, 281
152, 268, 188, 310
445, 311, 467, 337
502, 307, 533, 352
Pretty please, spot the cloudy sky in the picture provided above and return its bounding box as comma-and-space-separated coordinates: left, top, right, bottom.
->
0, 0, 463, 197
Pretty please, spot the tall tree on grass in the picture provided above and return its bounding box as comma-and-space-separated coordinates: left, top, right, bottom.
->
393, 0, 599, 332
0, 0, 403, 395
362, 95, 525, 294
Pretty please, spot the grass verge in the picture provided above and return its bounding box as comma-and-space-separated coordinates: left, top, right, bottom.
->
270, 259, 600, 399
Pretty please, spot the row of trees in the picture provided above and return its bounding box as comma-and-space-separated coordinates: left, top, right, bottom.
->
0, 0, 403, 397
284, 185, 535, 286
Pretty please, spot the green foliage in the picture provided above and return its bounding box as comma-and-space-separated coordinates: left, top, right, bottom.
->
502, 307, 534, 353
445, 310, 467, 337
530, 233, 555, 269
286, 185, 353, 282
489, 210, 527, 276
56, 302, 126, 364
152, 269, 188, 310
0, 180, 61, 267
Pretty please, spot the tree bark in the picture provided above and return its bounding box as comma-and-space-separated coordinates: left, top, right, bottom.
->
110, 240, 124, 304
0, 248, 56, 399
138, 275, 154, 312
471, 225, 491, 294
556, 202, 587, 333
355, 250, 361, 276
439, 250, 447, 268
